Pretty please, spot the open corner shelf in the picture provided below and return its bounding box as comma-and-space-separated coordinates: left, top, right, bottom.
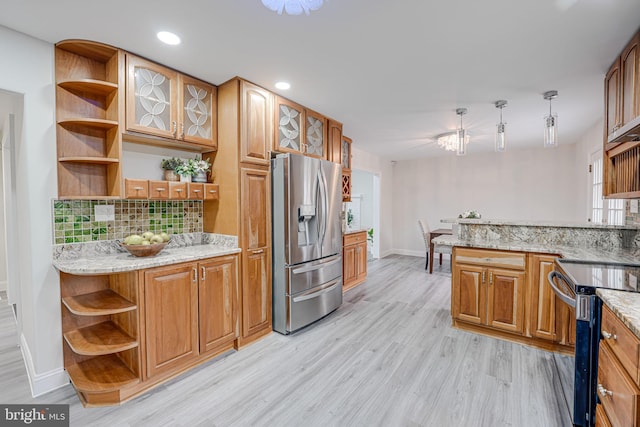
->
63, 321, 137, 356
57, 118, 119, 130
62, 289, 136, 316
58, 157, 119, 164
56, 40, 119, 63
66, 354, 139, 393
58, 79, 118, 95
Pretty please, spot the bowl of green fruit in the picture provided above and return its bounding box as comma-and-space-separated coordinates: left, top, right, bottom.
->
120, 231, 171, 257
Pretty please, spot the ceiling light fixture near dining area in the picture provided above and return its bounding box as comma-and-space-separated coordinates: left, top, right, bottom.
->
543, 90, 559, 148
455, 108, 469, 156
262, 0, 324, 15
495, 100, 507, 152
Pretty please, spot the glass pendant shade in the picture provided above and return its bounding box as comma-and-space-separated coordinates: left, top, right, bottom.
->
495, 123, 506, 152
543, 90, 558, 148
262, 0, 324, 15
544, 113, 558, 147
456, 128, 469, 156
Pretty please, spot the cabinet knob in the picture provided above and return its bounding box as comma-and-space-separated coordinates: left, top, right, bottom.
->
180, 122, 185, 140
201, 266, 206, 280
172, 121, 177, 138
176, 189, 183, 193
251, 249, 264, 255
601, 330, 617, 340
598, 383, 613, 398
156, 188, 166, 192
192, 267, 198, 283
209, 189, 217, 193
489, 272, 493, 285
193, 190, 201, 193
481, 271, 485, 283
134, 187, 144, 191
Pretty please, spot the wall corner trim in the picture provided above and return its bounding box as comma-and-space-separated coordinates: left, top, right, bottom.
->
19, 333, 69, 397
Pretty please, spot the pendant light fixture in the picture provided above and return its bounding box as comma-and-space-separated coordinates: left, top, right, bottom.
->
495, 100, 507, 152
456, 108, 469, 156
262, 0, 324, 15
543, 90, 558, 148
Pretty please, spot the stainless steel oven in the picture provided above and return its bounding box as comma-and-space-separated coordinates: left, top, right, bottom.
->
550, 259, 640, 427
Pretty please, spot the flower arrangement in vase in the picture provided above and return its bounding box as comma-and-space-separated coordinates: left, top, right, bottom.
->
191, 158, 212, 183
160, 157, 183, 181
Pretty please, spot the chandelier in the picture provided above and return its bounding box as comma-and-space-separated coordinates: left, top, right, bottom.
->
436, 132, 459, 152
262, 0, 324, 15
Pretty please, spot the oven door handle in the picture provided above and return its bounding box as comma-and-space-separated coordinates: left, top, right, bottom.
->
547, 271, 577, 308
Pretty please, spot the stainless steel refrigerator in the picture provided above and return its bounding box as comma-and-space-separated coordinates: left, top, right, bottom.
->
272, 153, 343, 334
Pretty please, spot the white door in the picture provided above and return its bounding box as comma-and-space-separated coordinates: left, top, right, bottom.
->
589, 149, 624, 225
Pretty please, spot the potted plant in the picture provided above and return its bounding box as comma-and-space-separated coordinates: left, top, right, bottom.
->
191, 157, 212, 183
160, 157, 183, 181
174, 159, 197, 182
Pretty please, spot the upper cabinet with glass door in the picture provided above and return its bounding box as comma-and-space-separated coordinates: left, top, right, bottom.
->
274, 96, 305, 155
125, 54, 216, 149
341, 136, 352, 171
304, 109, 328, 159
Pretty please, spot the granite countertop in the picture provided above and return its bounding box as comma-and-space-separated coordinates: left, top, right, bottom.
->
440, 218, 640, 230
432, 235, 640, 264
53, 233, 241, 275
598, 290, 640, 340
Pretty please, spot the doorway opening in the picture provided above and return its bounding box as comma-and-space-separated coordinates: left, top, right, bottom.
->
0, 89, 23, 340
345, 169, 380, 260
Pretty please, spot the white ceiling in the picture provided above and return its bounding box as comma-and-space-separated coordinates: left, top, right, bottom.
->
1, 0, 639, 160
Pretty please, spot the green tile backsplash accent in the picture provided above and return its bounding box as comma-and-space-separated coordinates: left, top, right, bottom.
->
52, 200, 203, 244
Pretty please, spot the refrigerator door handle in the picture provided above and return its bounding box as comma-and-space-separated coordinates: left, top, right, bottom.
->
317, 167, 328, 249
292, 279, 341, 303
291, 255, 342, 274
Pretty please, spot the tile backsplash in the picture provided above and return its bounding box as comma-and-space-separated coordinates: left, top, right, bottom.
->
626, 200, 640, 226
52, 200, 203, 244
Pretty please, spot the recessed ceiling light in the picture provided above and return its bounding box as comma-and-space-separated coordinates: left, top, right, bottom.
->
275, 81, 291, 90
157, 31, 181, 45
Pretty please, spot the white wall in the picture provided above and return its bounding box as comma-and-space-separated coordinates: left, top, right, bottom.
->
0, 25, 66, 395
391, 142, 588, 255
349, 170, 374, 230
351, 146, 394, 257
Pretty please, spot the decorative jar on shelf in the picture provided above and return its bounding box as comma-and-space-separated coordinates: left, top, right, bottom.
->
164, 170, 180, 182
192, 171, 207, 183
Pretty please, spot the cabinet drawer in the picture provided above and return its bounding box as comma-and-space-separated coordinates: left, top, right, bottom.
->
148, 180, 170, 200
602, 304, 640, 386
169, 182, 187, 200
454, 248, 526, 270
203, 184, 219, 201
343, 231, 367, 246
124, 179, 149, 199
188, 183, 204, 200
598, 341, 640, 427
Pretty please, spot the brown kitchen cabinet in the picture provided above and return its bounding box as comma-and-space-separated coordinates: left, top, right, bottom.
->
527, 254, 560, 341
125, 54, 216, 149
328, 119, 343, 165
199, 255, 238, 355
55, 40, 123, 199
452, 248, 525, 335
343, 231, 368, 292
304, 108, 328, 159
603, 28, 640, 198
598, 304, 640, 427
239, 167, 272, 342
240, 80, 273, 165
144, 263, 199, 379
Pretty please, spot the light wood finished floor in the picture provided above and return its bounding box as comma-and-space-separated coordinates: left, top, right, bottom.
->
0, 256, 573, 426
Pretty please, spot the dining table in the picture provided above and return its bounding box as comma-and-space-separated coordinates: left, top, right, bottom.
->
429, 228, 453, 274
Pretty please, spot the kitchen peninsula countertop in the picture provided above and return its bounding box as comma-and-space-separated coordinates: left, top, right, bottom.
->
53, 233, 240, 275
598, 290, 640, 340
441, 218, 640, 229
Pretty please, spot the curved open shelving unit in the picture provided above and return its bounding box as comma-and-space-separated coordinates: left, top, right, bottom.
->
66, 354, 139, 393
62, 289, 136, 316
58, 157, 120, 164
57, 118, 119, 129
64, 321, 137, 356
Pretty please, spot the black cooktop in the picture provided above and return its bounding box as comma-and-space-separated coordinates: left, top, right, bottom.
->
556, 259, 640, 293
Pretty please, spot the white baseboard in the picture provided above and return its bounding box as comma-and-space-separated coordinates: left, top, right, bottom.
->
20, 334, 69, 397
390, 249, 425, 257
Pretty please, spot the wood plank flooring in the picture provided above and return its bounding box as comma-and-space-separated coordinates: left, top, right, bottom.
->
0, 256, 574, 426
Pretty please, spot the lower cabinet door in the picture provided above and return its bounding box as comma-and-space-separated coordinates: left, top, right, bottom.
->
486, 268, 525, 334
529, 254, 558, 340
199, 256, 238, 354
452, 264, 486, 325
242, 247, 271, 337
145, 263, 199, 378
356, 241, 368, 281
343, 244, 357, 287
